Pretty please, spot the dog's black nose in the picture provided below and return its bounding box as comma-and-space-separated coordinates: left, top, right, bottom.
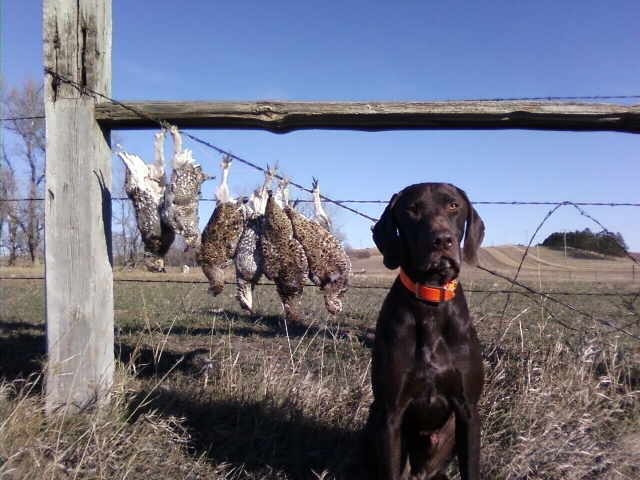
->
433, 231, 455, 251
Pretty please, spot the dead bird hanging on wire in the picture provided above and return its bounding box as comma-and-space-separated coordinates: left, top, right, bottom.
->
197, 155, 245, 295
284, 179, 351, 314
234, 164, 277, 312
115, 129, 175, 272
260, 181, 309, 324
161, 126, 212, 251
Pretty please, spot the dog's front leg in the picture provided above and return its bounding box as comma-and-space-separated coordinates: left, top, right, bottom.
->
376, 411, 405, 480
454, 403, 481, 480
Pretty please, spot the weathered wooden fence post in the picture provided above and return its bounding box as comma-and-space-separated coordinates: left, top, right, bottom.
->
43, 0, 113, 413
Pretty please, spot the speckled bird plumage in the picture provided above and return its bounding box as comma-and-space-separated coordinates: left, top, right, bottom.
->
233, 166, 275, 312
162, 126, 211, 250
116, 131, 175, 272
234, 215, 264, 311
284, 204, 351, 314
197, 199, 245, 295
260, 191, 309, 323
197, 157, 244, 295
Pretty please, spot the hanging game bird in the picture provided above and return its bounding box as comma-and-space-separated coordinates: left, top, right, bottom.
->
115, 130, 175, 272
260, 189, 309, 324
162, 126, 212, 251
197, 156, 245, 295
233, 165, 276, 312
284, 181, 351, 315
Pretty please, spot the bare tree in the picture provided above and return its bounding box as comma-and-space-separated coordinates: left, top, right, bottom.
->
1, 144, 23, 265
111, 191, 143, 267
111, 150, 143, 268
1, 77, 45, 266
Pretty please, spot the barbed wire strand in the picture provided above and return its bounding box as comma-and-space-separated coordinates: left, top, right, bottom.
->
500, 202, 568, 322
2, 273, 638, 340
37, 70, 640, 224
3, 197, 640, 208
478, 264, 640, 342
181, 133, 380, 222
1, 116, 46, 122
492, 200, 639, 348
464, 94, 640, 102
1, 275, 637, 298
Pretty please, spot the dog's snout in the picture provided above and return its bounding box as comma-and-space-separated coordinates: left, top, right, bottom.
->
432, 230, 455, 251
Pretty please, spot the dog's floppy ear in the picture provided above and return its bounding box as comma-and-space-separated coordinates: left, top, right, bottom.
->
372, 191, 403, 270
457, 187, 485, 267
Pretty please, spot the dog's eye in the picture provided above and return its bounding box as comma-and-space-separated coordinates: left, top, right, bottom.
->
448, 203, 460, 211
405, 204, 418, 214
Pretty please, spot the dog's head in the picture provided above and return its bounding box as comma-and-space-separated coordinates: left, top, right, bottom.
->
372, 183, 484, 284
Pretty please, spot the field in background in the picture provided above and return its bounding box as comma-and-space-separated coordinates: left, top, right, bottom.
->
351, 245, 638, 282
1, 247, 639, 479
1, 245, 636, 282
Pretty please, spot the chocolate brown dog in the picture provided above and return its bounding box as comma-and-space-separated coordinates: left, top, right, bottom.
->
361, 183, 485, 480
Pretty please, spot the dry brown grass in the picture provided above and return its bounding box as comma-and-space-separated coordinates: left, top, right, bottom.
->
1, 370, 217, 479
480, 324, 640, 478
1, 265, 639, 479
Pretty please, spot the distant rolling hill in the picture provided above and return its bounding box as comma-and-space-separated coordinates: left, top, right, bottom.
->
349, 246, 638, 282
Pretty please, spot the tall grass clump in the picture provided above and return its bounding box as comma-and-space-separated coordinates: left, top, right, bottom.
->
478, 314, 640, 479
119, 315, 373, 479
0, 369, 219, 479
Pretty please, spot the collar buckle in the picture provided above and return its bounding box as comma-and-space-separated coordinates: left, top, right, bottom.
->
415, 283, 448, 302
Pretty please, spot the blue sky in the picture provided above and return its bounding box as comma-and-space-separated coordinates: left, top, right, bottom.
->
3, 1, 639, 251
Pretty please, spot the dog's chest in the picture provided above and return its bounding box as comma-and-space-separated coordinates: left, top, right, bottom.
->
403, 318, 469, 401
402, 359, 458, 431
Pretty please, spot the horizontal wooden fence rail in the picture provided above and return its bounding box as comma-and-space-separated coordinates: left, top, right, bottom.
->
95, 100, 640, 133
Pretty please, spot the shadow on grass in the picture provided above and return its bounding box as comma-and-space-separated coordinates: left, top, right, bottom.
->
117, 309, 375, 348
116, 327, 374, 381
0, 319, 45, 382
127, 385, 365, 479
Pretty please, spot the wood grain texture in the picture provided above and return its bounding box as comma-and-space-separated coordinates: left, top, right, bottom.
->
95, 100, 640, 133
44, 0, 114, 413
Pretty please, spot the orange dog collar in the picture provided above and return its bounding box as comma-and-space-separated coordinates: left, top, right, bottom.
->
398, 268, 457, 303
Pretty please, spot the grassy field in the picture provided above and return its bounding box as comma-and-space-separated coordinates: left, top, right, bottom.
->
1, 251, 640, 479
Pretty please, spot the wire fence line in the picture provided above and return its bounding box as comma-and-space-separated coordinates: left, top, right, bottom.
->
2, 265, 638, 342
477, 265, 640, 342
4, 195, 637, 263
3, 72, 639, 341
9, 70, 640, 219
3, 196, 640, 207
2, 194, 639, 270
6, 71, 640, 223
1, 275, 638, 298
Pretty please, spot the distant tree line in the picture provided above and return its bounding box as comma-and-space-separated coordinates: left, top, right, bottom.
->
541, 228, 629, 257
